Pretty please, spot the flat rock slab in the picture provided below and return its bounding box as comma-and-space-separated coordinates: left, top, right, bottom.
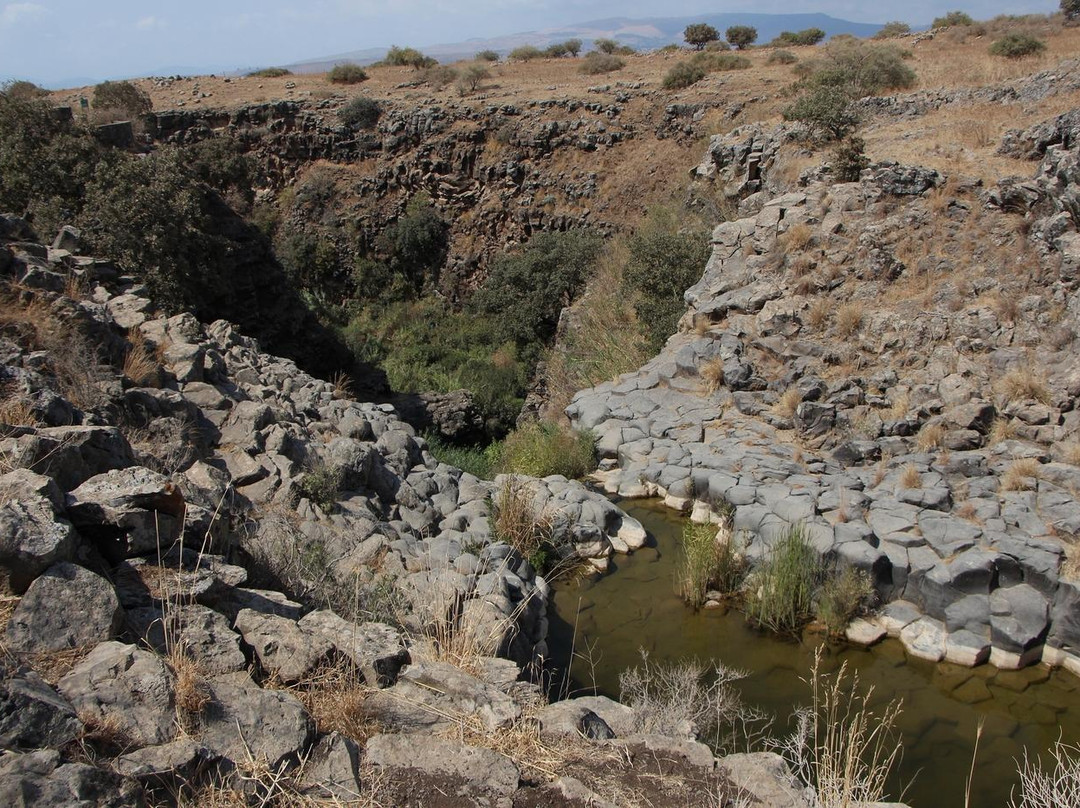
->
297, 610, 410, 687
233, 609, 334, 684
113, 737, 208, 789
900, 617, 947, 662
365, 733, 519, 799
719, 752, 811, 808
537, 695, 636, 740
5, 562, 122, 653
846, 617, 887, 647
58, 641, 176, 748
364, 661, 520, 732
126, 604, 246, 675
200, 672, 314, 769
0, 664, 81, 750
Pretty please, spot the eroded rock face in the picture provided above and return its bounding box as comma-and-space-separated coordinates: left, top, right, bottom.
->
0, 470, 77, 593
0, 664, 81, 751
5, 562, 122, 653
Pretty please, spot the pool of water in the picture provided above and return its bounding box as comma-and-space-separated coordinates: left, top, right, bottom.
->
548, 499, 1080, 808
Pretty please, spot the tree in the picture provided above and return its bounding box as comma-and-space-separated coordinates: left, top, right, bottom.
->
326, 63, 368, 84
475, 49, 500, 62
1063, 0, 1080, 21
874, 21, 911, 38
783, 84, 860, 140
726, 26, 758, 50
565, 38, 583, 56
92, 80, 152, 116
595, 38, 619, 54
684, 23, 720, 50
932, 10, 974, 27
456, 63, 491, 93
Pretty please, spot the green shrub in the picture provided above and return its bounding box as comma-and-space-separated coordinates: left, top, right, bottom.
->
498, 421, 596, 479
703, 40, 731, 52
247, 67, 292, 78
1, 80, 47, 100
830, 135, 869, 181
491, 476, 563, 573
376, 195, 449, 293
508, 45, 544, 61
874, 21, 912, 38
744, 524, 823, 634
1065, 0, 1080, 22
338, 96, 382, 129
684, 23, 720, 50
327, 63, 368, 84
678, 521, 746, 609
770, 28, 826, 47
691, 51, 752, 72
92, 80, 151, 116
180, 137, 256, 209
456, 64, 490, 93
419, 65, 458, 89
726, 25, 758, 49
768, 50, 799, 65
579, 52, 626, 75
594, 38, 636, 55
384, 46, 437, 68
423, 432, 503, 479
297, 463, 344, 511
933, 10, 975, 27
803, 39, 916, 96
815, 566, 874, 635
784, 84, 860, 140
475, 49, 500, 62
989, 33, 1047, 58
663, 61, 707, 89
657, 43, 682, 54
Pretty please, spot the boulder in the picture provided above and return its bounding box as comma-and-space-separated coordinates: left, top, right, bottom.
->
365, 733, 519, 800
126, 604, 246, 675
298, 732, 363, 802
233, 609, 335, 684
0, 471, 77, 593
0, 664, 81, 750
297, 610, 410, 687
113, 738, 209, 792
537, 695, 636, 740
5, 562, 122, 653
57, 642, 176, 748
0, 748, 142, 807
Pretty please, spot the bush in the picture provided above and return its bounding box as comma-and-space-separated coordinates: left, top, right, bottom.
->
692, 51, 751, 72
384, 46, 437, 68
420, 65, 457, 89
784, 85, 860, 140
815, 566, 873, 635
594, 38, 635, 55
684, 23, 720, 50
579, 51, 625, 75
1, 80, 47, 100
662, 61, 707, 89
874, 21, 911, 38
498, 421, 595, 479
327, 63, 368, 84
247, 67, 291, 78
831, 135, 869, 181
544, 39, 582, 58
475, 49, 500, 62
771, 28, 826, 46
1066, 0, 1080, 22
803, 39, 916, 96
338, 96, 381, 129
768, 50, 799, 65
933, 10, 975, 27
744, 524, 823, 634
376, 195, 449, 293
297, 463, 344, 511
678, 521, 746, 609
989, 33, 1047, 58
491, 476, 560, 572
92, 80, 151, 116
424, 432, 502, 479
508, 45, 544, 61
726, 25, 758, 49
456, 63, 490, 93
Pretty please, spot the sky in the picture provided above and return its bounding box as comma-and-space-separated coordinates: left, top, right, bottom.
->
0, 0, 1060, 87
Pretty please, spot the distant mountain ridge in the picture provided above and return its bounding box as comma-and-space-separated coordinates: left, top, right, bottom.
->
274, 12, 884, 74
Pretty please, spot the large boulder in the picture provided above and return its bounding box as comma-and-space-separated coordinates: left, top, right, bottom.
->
297, 610, 411, 687
0, 470, 77, 593
365, 734, 519, 803
5, 562, 122, 653
0, 664, 81, 750
233, 610, 335, 684
126, 604, 246, 675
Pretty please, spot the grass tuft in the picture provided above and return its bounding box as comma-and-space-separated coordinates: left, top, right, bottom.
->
744, 524, 822, 634
498, 421, 595, 479
677, 520, 745, 609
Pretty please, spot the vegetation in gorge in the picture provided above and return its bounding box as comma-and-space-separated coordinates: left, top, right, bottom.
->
677, 520, 745, 609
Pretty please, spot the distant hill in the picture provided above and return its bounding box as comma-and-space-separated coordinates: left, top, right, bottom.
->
272, 12, 883, 74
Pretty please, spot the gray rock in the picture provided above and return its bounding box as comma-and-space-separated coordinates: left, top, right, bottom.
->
720, 752, 811, 808
0, 748, 141, 807
113, 738, 208, 791
0, 664, 81, 750
58, 642, 176, 748
990, 584, 1049, 654
900, 617, 946, 662
126, 604, 246, 675
233, 609, 335, 684
298, 732, 363, 802
200, 672, 314, 769
537, 695, 636, 740
365, 733, 519, 798
0, 471, 76, 593
5, 562, 122, 653
297, 610, 410, 688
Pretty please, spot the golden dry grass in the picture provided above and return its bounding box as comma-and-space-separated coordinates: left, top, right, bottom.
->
773, 387, 802, 418
989, 417, 1020, 445
835, 302, 864, 338
0, 393, 40, 428
999, 367, 1052, 405
807, 299, 831, 331
915, 423, 945, 452
781, 223, 815, 253
168, 646, 210, 736
1061, 442, 1080, 467
899, 464, 922, 489
1001, 458, 1042, 491
700, 358, 725, 394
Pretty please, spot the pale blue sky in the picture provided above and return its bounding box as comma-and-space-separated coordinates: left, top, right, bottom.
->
0, 0, 1059, 87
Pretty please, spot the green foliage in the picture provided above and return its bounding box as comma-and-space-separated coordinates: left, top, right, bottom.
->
744, 524, 823, 634
471, 230, 602, 368
726, 25, 758, 49
338, 96, 382, 129
456, 64, 491, 93
691, 51, 752, 72
815, 566, 874, 635
376, 195, 449, 294
1065, 0, 1080, 21
768, 50, 799, 65
933, 10, 975, 27
771, 28, 826, 46
623, 212, 711, 351
874, 21, 912, 38
678, 522, 746, 609
179, 137, 256, 210
498, 421, 596, 479
475, 49, 500, 62
684, 23, 720, 50
544, 39, 582, 57
594, 38, 636, 55
564, 38, 583, 56
784, 84, 860, 140
424, 432, 503, 479
384, 46, 437, 68
297, 463, 344, 511
657, 44, 682, 54
802, 39, 917, 96
509, 45, 544, 61
663, 62, 707, 89
92, 80, 151, 116
579, 52, 626, 75
247, 67, 292, 78
420, 65, 458, 89
989, 33, 1047, 58
831, 135, 869, 181
1, 80, 47, 100
327, 63, 368, 84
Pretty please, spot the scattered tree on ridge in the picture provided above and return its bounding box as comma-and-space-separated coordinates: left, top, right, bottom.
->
726, 25, 758, 50
684, 23, 720, 50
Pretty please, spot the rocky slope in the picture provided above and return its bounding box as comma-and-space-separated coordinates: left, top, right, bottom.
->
568, 109, 1080, 673
0, 220, 857, 806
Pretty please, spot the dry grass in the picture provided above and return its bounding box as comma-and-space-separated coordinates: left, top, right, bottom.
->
700, 358, 725, 394
773, 387, 802, 419
277, 659, 383, 745
899, 464, 922, 489
0, 393, 40, 428
781, 223, 815, 253
122, 329, 161, 387
1009, 740, 1080, 808
330, 371, 354, 400
999, 367, 1052, 405
807, 299, 831, 331
990, 417, 1020, 445
885, 392, 910, 422
835, 303, 864, 338
168, 646, 210, 737
915, 422, 945, 452
955, 500, 981, 524
1061, 443, 1080, 467
1001, 458, 1042, 492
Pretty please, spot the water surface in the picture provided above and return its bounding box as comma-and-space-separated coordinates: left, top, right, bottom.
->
549, 500, 1080, 807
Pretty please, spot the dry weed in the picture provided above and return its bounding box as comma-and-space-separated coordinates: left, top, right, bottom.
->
168, 646, 211, 736
781, 223, 815, 253
330, 371, 354, 400
700, 358, 725, 394
806, 299, 831, 331
123, 330, 161, 387
773, 388, 802, 419
885, 392, 910, 422
955, 501, 982, 524
1001, 458, 1042, 492
999, 368, 1052, 405
989, 417, 1019, 445
899, 464, 922, 490
0, 393, 40, 428
278, 659, 383, 745
915, 423, 945, 452
1061, 443, 1080, 467
835, 303, 863, 338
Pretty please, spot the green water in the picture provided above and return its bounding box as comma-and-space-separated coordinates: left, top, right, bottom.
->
548, 500, 1080, 808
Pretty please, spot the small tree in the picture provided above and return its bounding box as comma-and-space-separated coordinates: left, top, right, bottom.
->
508, 45, 544, 61
384, 46, 437, 68
726, 25, 758, 50
684, 23, 720, 50
874, 21, 911, 38
932, 10, 975, 27
456, 63, 490, 93
565, 38, 583, 57
1, 80, 47, 100
92, 80, 152, 116
784, 84, 860, 140
327, 63, 368, 84
595, 38, 619, 54
475, 49, 499, 62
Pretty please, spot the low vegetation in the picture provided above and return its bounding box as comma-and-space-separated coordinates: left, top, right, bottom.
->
1010, 740, 1080, 807
498, 420, 595, 479
768, 50, 799, 65
933, 10, 976, 27
475, 49, 500, 62
383, 45, 437, 68
594, 38, 635, 55
678, 520, 745, 608
874, 21, 911, 39
770, 28, 826, 47
508, 45, 544, 62
579, 52, 625, 75
744, 525, 822, 634
327, 63, 368, 84
92, 80, 152, 117
247, 67, 292, 78
989, 33, 1047, 58
337, 96, 381, 129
